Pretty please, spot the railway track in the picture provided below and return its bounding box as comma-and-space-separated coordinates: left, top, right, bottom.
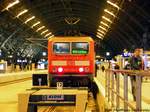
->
0, 77, 32, 86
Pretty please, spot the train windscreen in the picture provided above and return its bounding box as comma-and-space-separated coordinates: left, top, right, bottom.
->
72, 42, 89, 54
53, 42, 70, 54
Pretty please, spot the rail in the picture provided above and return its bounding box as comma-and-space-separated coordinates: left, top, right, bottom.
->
0, 77, 32, 86
105, 69, 150, 111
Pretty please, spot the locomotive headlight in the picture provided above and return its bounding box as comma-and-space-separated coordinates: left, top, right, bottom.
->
58, 67, 63, 73
79, 67, 84, 72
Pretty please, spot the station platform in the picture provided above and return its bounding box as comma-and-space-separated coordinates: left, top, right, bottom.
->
95, 68, 150, 111
0, 70, 47, 85
0, 70, 47, 112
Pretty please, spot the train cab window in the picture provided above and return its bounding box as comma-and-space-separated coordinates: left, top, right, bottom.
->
72, 42, 89, 54
53, 42, 70, 54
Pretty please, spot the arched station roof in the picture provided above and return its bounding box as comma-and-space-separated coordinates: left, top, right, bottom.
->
0, 0, 150, 59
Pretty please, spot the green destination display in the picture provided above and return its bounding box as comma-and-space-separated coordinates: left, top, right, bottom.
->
72, 50, 88, 54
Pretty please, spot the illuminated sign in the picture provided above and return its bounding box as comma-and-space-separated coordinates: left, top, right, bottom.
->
72, 50, 88, 54
122, 52, 132, 57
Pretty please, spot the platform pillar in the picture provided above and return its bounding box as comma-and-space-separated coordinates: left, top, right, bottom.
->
16, 65, 20, 72
32, 63, 35, 70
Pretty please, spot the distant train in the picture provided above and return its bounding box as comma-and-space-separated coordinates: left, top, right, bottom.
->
48, 36, 95, 87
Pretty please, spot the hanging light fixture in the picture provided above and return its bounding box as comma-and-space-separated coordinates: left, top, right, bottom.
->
41, 29, 49, 35
100, 21, 110, 28
16, 9, 28, 18
5, 0, 20, 10
104, 9, 116, 17
24, 16, 35, 24
107, 0, 120, 10
31, 21, 40, 28
36, 26, 45, 32
44, 32, 52, 38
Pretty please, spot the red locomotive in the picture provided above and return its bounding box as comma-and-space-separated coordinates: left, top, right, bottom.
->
48, 36, 95, 87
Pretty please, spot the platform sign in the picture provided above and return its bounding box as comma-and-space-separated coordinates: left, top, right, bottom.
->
57, 82, 63, 89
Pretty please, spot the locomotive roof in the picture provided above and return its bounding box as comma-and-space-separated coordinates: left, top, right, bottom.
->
48, 36, 94, 42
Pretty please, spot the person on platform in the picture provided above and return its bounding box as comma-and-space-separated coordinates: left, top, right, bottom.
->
101, 65, 105, 72
129, 48, 144, 101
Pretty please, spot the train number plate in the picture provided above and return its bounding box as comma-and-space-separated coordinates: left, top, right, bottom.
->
47, 95, 64, 100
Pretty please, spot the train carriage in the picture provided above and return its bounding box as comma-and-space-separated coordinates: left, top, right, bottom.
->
48, 36, 95, 87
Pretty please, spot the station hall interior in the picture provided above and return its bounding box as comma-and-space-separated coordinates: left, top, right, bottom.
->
0, 0, 150, 112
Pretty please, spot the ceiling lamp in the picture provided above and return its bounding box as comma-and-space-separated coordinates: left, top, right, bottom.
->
98, 29, 105, 35
99, 26, 107, 32
24, 16, 35, 24
96, 0, 122, 39
44, 32, 52, 38
104, 9, 116, 17
41, 29, 49, 35
16, 9, 28, 18
97, 32, 104, 37
107, 0, 120, 10
96, 34, 103, 39
3, 1, 54, 39
5, 0, 20, 10
48, 35, 54, 39
31, 21, 40, 28
100, 21, 110, 28
102, 16, 112, 23
36, 26, 45, 32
